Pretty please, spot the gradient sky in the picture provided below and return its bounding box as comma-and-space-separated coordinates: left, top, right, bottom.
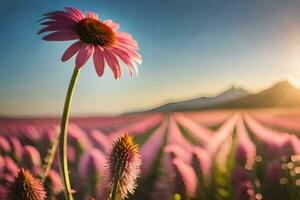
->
1, 0, 300, 116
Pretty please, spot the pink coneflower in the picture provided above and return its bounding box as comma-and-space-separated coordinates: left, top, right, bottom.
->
38, 7, 141, 79
7, 168, 46, 200
38, 7, 142, 200
105, 134, 141, 200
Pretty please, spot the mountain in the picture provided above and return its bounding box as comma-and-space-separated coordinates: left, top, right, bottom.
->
216, 80, 300, 108
130, 80, 300, 113
137, 86, 251, 113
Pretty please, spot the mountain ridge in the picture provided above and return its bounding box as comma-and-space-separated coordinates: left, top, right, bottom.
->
215, 80, 300, 109
130, 85, 251, 113
130, 80, 300, 113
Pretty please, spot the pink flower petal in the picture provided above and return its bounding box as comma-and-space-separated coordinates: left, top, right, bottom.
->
61, 41, 83, 61
116, 36, 138, 46
43, 32, 79, 41
116, 38, 138, 50
45, 14, 77, 24
103, 48, 122, 79
37, 24, 75, 35
43, 11, 66, 16
103, 19, 112, 24
86, 11, 99, 20
103, 20, 120, 30
117, 32, 133, 39
93, 46, 105, 77
39, 11, 71, 22
75, 44, 94, 68
115, 45, 142, 64
111, 48, 134, 76
40, 21, 74, 26
132, 60, 138, 75
65, 7, 85, 21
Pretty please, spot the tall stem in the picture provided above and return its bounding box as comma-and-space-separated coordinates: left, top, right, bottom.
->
59, 67, 80, 200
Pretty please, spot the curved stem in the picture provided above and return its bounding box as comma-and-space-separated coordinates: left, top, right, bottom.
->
59, 67, 80, 200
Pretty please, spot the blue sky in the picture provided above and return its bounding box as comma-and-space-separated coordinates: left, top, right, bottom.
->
1, 0, 300, 116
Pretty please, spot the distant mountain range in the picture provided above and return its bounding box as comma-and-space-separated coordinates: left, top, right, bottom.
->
131, 80, 300, 113
216, 80, 300, 109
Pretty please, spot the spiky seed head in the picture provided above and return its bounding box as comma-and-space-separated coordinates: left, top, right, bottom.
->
105, 133, 141, 200
7, 168, 46, 200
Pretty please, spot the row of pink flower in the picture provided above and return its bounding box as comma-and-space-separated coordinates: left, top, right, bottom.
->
148, 112, 300, 199
174, 113, 213, 145
252, 112, 300, 134
149, 114, 238, 199
245, 114, 300, 156
1, 110, 300, 199
183, 110, 234, 127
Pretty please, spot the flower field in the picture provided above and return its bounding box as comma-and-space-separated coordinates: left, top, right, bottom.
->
1, 108, 300, 200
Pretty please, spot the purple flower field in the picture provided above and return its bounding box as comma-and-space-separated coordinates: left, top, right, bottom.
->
1, 108, 300, 200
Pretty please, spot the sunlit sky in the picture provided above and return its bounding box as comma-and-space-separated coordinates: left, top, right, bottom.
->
1, 0, 300, 116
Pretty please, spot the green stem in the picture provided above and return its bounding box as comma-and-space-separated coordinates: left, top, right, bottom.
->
59, 67, 80, 200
